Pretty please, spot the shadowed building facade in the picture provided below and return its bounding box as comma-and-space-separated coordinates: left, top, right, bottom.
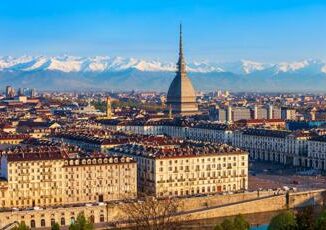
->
166, 25, 198, 116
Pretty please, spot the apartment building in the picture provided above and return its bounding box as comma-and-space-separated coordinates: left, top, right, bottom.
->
109, 140, 248, 197
100, 119, 326, 171
0, 147, 137, 209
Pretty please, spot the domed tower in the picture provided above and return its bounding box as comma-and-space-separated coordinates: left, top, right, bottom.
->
166, 24, 198, 116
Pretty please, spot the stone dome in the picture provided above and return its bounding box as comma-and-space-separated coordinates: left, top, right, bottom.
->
166, 24, 198, 116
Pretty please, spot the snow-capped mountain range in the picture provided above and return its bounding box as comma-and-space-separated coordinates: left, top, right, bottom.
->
1, 56, 326, 92
1, 55, 326, 75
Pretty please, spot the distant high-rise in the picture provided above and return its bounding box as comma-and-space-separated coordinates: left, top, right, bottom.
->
18, 88, 23, 96
5, 86, 15, 98
166, 25, 198, 116
30, 88, 36, 98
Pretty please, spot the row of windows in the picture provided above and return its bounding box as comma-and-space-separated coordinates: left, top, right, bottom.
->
157, 183, 245, 196
7, 178, 135, 190
5, 197, 63, 206
0, 140, 21, 144
157, 169, 247, 181
159, 162, 246, 172
26, 214, 105, 228
161, 156, 246, 165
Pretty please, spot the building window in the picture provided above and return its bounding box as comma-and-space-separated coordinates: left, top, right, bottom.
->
90, 215, 95, 223
41, 219, 46, 227
30, 220, 35, 228
100, 214, 105, 222
99, 194, 104, 202
61, 217, 65, 226
51, 218, 55, 226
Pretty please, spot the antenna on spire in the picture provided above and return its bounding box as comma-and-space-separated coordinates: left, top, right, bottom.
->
179, 23, 183, 57
177, 23, 186, 75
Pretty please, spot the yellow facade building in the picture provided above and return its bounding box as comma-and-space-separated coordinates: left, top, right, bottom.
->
0, 147, 137, 209
110, 141, 248, 197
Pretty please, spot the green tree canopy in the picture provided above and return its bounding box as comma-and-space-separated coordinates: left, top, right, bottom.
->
52, 222, 60, 230
234, 214, 250, 230
69, 213, 94, 230
12, 222, 30, 230
296, 206, 315, 230
221, 219, 235, 230
213, 224, 223, 230
315, 209, 326, 230
268, 211, 297, 230
214, 215, 250, 230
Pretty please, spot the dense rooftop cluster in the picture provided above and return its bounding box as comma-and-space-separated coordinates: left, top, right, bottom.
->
0, 132, 30, 140
242, 128, 292, 138
1, 146, 69, 161
99, 118, 236, 130
52, 128, 182, 146
111, 140, 245, 159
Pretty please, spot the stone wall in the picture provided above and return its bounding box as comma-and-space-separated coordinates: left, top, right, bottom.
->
181, 191, 274, 211
0, 205, 108, 229
0, 190, 324, 229
180, 194, 287, 221
178, 189, 325, 221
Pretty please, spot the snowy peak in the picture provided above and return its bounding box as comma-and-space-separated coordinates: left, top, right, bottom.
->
219, 60, 272, 74
0, 56, 325, 75
274, 60, 326, 74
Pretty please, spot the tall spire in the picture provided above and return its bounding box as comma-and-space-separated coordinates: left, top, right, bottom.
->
177, 23, 186, 75
179, 23, 183, 60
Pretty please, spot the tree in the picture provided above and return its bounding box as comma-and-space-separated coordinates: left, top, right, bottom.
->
213, 224, 223, 230
214, 215, 249, 230
52, 222, 60, 230
268, 211, 297, 230
221, 219, 235, 230
234, 214, 250, 230
315, 209, 326, 230
296, 206, 315, 230
119, 196, 182, 230
69, 212, 94, 230
12, 222, 30, 230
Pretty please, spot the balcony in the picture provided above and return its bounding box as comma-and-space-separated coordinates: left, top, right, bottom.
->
42, 195, 53, 198
19, 166, 30, 170
40, 165, 52, 168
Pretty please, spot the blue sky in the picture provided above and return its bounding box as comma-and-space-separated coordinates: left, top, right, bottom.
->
0, 0, 325, 62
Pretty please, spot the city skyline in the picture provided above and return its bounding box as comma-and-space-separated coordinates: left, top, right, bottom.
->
1, 2, 326, 230
0, 0, 325, 62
